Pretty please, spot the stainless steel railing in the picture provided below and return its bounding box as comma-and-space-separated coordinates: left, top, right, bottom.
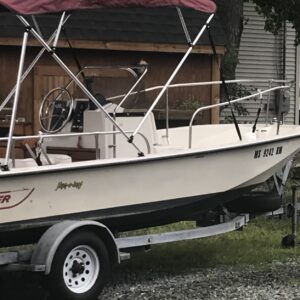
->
0, 77, 292, 165
188, 84, 290, 148
0, 130, 151, 167
107, 78, 292, 147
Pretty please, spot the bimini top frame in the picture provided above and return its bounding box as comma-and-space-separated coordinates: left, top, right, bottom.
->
0, 2, 217, 169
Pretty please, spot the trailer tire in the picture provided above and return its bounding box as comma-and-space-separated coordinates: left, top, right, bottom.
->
47, 229, 110, 300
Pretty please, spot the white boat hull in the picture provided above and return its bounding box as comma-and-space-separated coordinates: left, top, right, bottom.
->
0, 125, 299, 238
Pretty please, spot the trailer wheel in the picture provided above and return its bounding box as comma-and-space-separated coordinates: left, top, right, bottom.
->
47, 230, 110, 300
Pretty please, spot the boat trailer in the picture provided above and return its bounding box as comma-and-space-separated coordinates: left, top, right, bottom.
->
0, 214, 249, 272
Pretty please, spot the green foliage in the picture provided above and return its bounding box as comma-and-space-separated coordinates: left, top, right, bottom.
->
171, 96, 204, 111
221, 46, 240, 80
252, 0, 300, 44
220, 83, 255, 122
119, 217, 300, 274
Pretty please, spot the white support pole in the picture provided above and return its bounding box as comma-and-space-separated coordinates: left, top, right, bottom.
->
0, 14, 70, 112
31, 16, 43, 37
4, 30, 29, 167
17, 15, 144, 155
176, 7, 192, 44
52, 11, 66, 50
131, 13, 214, 140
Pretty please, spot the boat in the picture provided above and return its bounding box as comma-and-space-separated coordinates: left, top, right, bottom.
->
0, 0, 299, 247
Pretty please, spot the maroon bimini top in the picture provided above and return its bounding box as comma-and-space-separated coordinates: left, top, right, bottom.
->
0, 0, 216, 15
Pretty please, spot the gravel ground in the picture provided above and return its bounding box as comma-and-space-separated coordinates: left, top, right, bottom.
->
1, 259, 300, 299
100, 260, 300, 300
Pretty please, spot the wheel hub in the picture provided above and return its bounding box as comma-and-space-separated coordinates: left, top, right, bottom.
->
70, 260, 85, 276
63, 245, 100, 294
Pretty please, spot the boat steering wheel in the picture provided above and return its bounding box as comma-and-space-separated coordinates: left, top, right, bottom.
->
39, 87, 74, 133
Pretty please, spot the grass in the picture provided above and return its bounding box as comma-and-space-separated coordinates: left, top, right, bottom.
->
1, 214, 299, 275
118, 217, 300, 274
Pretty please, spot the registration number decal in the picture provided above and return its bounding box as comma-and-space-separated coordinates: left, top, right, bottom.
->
254, 146, 282, 159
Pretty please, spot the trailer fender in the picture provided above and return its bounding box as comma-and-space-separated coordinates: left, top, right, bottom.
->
31, 220, 120, 275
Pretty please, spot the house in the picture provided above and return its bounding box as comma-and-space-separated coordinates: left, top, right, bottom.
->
0, 8, 226, 139
234, 1, 298, 125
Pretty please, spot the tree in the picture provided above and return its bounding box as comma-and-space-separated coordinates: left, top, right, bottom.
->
215, 1, 249, 118
252, 0, 300, 44
215, 0, 244, 78
216, 0, 244, 50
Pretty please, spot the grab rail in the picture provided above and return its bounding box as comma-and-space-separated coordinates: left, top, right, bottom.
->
107, 79, 292, 101
0, 76, 292, 164
188, 85, 290, 148
0, 130, 151, 167
107, 78, 292, 142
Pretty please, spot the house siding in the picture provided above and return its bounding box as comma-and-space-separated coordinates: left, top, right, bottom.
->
229, 1, 297, 125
